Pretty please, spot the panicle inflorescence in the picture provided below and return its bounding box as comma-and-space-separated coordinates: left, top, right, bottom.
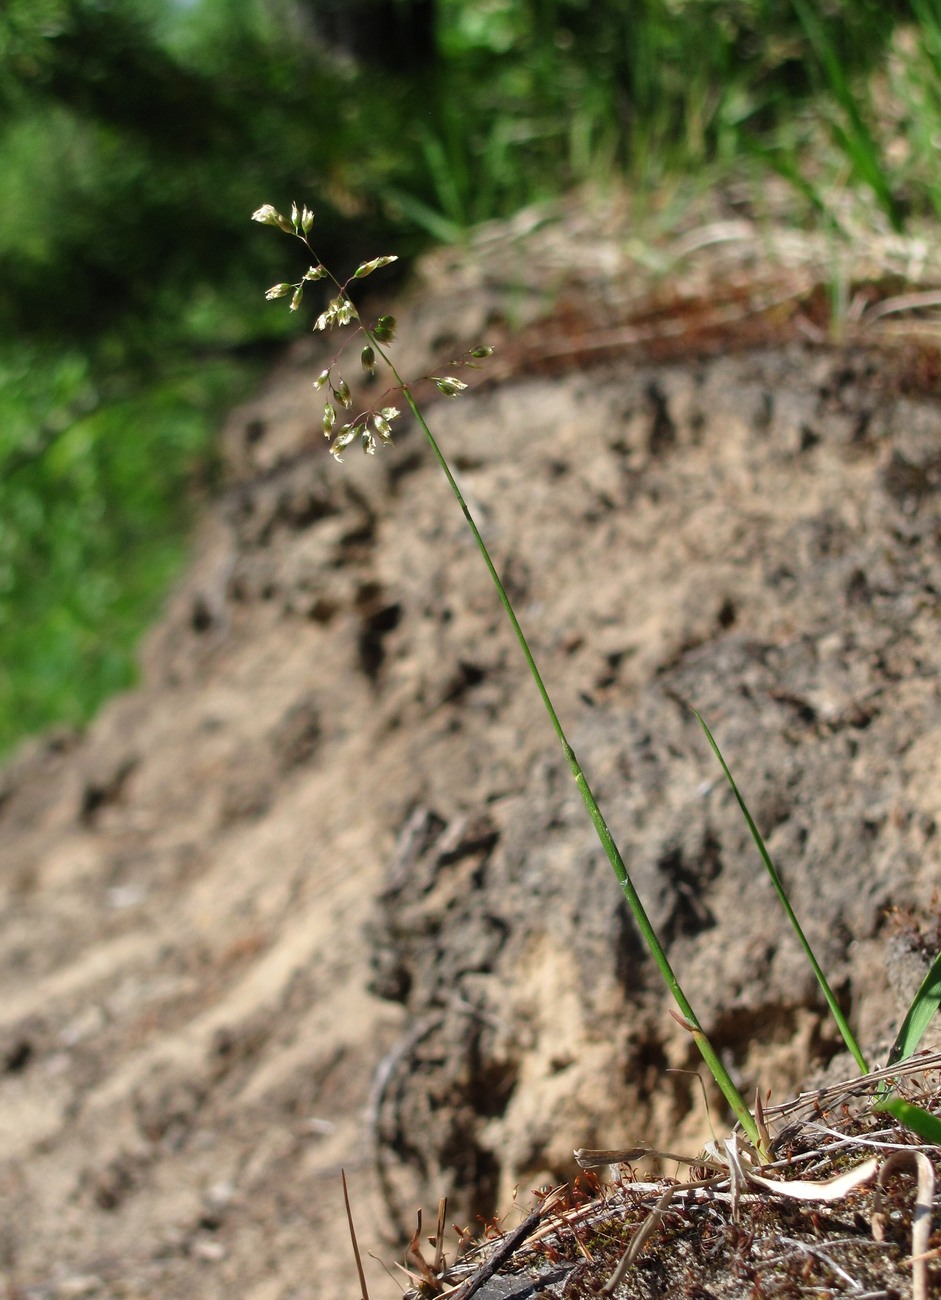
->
252, 201, 492, 461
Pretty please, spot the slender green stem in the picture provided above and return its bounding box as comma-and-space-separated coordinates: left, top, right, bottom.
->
694, 710, 869, 1076
367, 336, 762, 1151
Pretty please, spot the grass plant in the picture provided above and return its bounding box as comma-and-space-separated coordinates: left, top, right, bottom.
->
254, 201, 941, 1160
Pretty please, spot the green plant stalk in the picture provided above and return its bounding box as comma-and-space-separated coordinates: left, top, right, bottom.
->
693, 710, 868, 1076
366, 337, 763, 1151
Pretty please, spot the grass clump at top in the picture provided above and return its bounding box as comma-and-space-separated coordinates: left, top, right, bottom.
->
8, 0, 941, 756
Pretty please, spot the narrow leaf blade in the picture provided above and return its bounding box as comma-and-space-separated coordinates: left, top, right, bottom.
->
694, 710, 868, 1073
887, 949, 941, 1067
873, 1096, 941, 1145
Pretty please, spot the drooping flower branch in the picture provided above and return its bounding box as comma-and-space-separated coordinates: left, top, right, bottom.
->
252, 203, 491, 461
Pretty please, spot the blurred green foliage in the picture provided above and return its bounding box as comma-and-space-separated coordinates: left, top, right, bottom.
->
0, 0, 393, 755
404, 0, 919, 236
0, 0, 935, 756
0, 345, 231, 740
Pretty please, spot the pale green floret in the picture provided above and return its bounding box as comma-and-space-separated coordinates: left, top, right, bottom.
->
290, 285, 303, 311
470, 345, 494, 358
251, 204, 293, 233
372, 412, 393, 442
265, 283, 292, 300
314, 296, 357, 331
301, 205, 314, 233
313, 369, 330, 390
433, 376, 468, 397
330, 425, 358, 461
334, 378, 352, 409
304, 265, 326, 281
322, 402, 336, 435
353, 255, 399, 279
361, 344, 376, 376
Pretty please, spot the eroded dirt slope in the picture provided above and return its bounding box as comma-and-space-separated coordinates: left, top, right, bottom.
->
2, 194, 941, 1298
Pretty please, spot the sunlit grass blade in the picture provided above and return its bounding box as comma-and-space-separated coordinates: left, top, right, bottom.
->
694, 710, 868, 1074
381, 185, 466, 245
791, 0, 901, 231
886, 949, 941, 1068
872, 1096, 941, 1145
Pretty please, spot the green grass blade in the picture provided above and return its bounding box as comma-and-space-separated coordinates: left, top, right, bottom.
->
381, 186, 466, 245
872, 1096, 941, 1145
886, 949, 941, 1068
694, 710, 868, 1075
750, 143, 848, 236
790, 0, 902, 230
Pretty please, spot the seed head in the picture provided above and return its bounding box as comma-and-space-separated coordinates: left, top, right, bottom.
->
433, 376, 468, 397
373, 315, 396, 343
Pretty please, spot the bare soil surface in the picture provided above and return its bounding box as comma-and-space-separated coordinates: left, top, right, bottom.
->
3, 190, 941, 1298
